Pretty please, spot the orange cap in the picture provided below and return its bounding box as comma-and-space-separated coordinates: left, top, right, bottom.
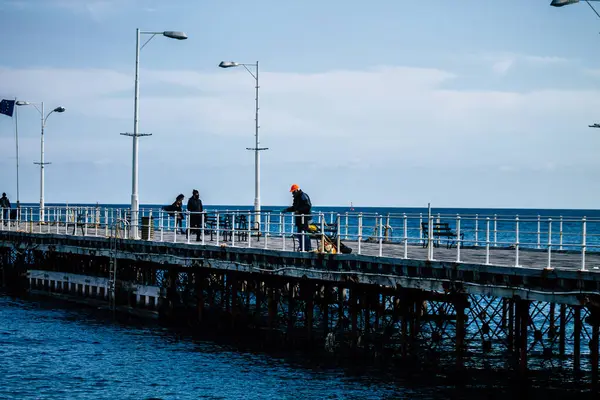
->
290, 184, 299, 192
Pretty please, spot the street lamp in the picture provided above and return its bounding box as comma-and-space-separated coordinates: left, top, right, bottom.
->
218, 60, 268, 231
16, 100, 65, 222
552, 0, 600, 129
123, 29, 187, 239
551, 0, 600, 17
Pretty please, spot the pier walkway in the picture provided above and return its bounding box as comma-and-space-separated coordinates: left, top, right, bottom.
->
1, 205, 599, 272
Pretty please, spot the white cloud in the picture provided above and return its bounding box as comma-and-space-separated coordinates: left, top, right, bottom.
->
478, 52, 574, 76
492, 58, 515, 75
1, 64, 599, 207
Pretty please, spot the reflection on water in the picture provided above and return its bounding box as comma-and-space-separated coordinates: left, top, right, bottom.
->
0, 293, 592, 399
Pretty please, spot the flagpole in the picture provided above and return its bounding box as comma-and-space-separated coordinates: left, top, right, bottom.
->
14, 97, 20, 205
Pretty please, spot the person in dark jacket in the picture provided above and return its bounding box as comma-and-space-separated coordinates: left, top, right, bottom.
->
284, 184, 312, 251
186, 189, 204, 241
163, 194, 185, 234
0, 193, 10, 225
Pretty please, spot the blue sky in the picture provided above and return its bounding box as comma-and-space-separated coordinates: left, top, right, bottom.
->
1, 0, 600, 208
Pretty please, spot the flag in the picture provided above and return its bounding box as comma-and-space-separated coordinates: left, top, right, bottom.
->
0, 99, 15, 117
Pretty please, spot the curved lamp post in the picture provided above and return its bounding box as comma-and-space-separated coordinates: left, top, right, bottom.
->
123, 29, 187, 239
218, 60, 268, 232
551, 0, 600, 128
16, 101, 65, 223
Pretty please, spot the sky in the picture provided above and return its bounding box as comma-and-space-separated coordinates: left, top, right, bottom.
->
1, 0, 600, 209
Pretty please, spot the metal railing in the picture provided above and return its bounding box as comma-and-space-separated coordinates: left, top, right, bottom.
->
1, 206, 599, 271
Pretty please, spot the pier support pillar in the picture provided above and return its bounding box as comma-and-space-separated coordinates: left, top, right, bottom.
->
574, 306, 582, 375
255, 279, 263, 326
351, 286, 359, 349
322, 283, 330, 337
268, 285, 276, 330
304, 281, 314, 343
559, 304, 566, 356
507, 298, 514, 353
231, 275, 238, 327
454, 294, 468, 367
588, 306, 600, 389
196, 270, 205, 324
288, 282, 295, 341
518, 299, 529, 374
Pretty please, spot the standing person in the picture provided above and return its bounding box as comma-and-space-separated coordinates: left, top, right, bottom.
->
0, 192, 10, 226
163, 194, 185, 234
284, 184, 312, 251
186, 189, 204, 241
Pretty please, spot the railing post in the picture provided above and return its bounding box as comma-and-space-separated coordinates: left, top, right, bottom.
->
232, 213, 236, 247
216, 212, 220, 246
264, 212, 269, 250
485, 217, 490, 265
247, 211, 251, 248
547, 218, 552, 269
378, 214, 383, 257
493, 214, 497, 247
337, 214, 341, 254
159, 210, 164, 242
582, 217, 587, 272
456, 215, 461, 263
427, 212, 433, 261
186, 211, 190, 244
474, 214, 479, 247
279, 212, 283, 238
320, 213, 325, 253
281, 212, 286, 251
173, 212, 178, 243
537, 214, 541, 249
104, 209, 109, 237
403, 213, 408, 259
84, 209, 88, 236
559, 215, 563, 251
384, 213, 391, 243
419, 212, 423, 246
358, 213, 363, 255
515, 216, 520, 267
344, 212, 349, 240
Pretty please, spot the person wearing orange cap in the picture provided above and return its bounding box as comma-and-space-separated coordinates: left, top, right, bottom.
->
284, 184, 312, 250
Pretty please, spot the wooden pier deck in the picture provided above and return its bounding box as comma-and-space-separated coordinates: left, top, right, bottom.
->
4, 222, 600, 271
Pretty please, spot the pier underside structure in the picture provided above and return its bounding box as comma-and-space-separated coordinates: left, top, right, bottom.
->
1, 231, 600, 389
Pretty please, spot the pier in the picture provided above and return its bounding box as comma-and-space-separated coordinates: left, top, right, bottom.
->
1, 205, 600, 390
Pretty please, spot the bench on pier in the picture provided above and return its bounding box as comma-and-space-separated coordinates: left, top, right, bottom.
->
203, 214, 249, 242
421, 222, 464, 249
71, 213, 87, 236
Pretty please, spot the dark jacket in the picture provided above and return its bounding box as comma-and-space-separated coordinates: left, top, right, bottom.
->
187, 197, 203, 225
163, 201, 183, 219
0, 196, 10, 209
187, 197, 203, 213
285, 190, 312, 228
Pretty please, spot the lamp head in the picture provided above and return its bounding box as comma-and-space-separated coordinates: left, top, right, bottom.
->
53, 106, 66, 113
16, 101, 30, 106
163, 31, 188, 40
219, 61, 240, 68
550, 0, 579, 6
